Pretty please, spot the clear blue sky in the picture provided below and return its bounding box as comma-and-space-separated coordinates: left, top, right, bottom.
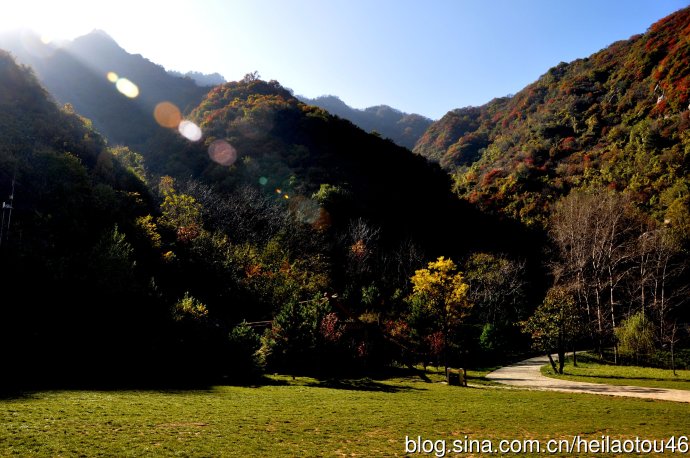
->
2, 0, 688, 119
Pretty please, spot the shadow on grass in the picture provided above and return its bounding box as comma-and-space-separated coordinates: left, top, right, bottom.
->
305, 377, 423, 393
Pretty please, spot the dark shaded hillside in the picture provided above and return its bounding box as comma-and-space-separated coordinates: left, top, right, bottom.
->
146, 77, 539, 262
298, 95, 433, 149
0, 30, 209, 149
0, 51, 172, 384
415, 6, 690, 228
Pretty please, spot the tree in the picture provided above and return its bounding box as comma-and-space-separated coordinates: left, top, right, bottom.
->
522, 286, 581, 374
615, 311, 655, 365
227, 321, 262, 379
407, 256, 472, 375
549, 189, 638, 359
464, 252, 526, 326
157, 176, 203, 242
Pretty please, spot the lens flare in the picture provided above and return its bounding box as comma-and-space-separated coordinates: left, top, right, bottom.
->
208, 139, 238, 166
178, 120, 203, 142
259, 176, 268, 186
154, 101, 182, 128
115, 78, 139, 98
107, 72, 119, 83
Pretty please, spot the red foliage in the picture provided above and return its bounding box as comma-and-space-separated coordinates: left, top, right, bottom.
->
425, 331, 444, 358
482, 168, 504, 186
320, 312, 343, 343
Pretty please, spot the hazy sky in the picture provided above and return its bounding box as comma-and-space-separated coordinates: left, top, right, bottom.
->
1, 0, 687, 119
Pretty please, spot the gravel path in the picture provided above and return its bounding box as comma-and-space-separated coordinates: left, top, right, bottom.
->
486, 355, 690, 403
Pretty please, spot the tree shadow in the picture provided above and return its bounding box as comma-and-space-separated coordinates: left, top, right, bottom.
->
305, 377, 423, 393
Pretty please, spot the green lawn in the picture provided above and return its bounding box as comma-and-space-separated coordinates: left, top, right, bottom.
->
542, 355, 690, 391
1, 372, 689, 457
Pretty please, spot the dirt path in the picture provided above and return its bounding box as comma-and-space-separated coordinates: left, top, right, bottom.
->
485, 355, 690, 403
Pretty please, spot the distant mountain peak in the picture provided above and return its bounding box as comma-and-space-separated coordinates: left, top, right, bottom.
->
298, 94, 432, 150
71, 29, 123, 52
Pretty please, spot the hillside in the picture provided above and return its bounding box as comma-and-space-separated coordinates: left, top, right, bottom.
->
414, 6, 690, 227
0, 50, 174, 382
0, 29, 209, 148
147, 76, 535, 259
298, 94, 433, 149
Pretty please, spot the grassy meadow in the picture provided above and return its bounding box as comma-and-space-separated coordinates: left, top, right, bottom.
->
541, 355, 690, 391
1, 370, 689, 457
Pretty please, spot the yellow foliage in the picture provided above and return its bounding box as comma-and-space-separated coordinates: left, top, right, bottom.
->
135, 214, 161, 248
410, 256, 471, 319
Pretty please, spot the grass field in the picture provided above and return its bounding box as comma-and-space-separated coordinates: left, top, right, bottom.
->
2, 370, 689, 457
541, 354, 690, 391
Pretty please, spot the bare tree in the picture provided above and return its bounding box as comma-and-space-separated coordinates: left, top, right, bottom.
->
464, 252, 526, 326
549, 189, 638, 359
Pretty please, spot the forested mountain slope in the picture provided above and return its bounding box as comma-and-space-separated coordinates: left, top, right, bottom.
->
146, 76, 534, 260
415, 6, 690, 228
0, 29, 209, 149
0, 50, 169, 382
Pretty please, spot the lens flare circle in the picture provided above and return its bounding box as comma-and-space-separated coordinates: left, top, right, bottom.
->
178, 120, 203, 142
115, 78, 139, 98
208, 139, 238, 166
154, 101, 182, 128
107, 72, 119, 83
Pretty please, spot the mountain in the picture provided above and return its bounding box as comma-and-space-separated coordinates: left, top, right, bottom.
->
298, 95, 433, 149
144, 76, 532, 259
414, 6, 690, 227
0, 29, 209, 149
168, 69, 226, 87
0, 49, 178, 382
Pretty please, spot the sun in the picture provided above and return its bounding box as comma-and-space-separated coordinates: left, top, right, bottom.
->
0, 1, 104, 42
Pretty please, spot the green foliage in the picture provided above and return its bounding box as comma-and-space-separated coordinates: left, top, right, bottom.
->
157, 176, 203, 242
110, 146, 147, 184
521, 286, 581, 372
228, 321, 263, 378
173, 292, 209, 322
615, 311, 656, 362
261, 295, 332, 372
479, 323, 499, 352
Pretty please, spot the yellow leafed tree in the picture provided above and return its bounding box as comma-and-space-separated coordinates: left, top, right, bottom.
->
409, 256, 472, 375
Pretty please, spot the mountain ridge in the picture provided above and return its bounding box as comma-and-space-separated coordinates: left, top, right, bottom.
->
297, 94, 433, 149
413, 5, 690, 227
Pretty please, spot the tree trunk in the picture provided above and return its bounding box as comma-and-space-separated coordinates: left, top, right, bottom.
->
557, 342, 566, 374
547, 353, 558, 374
670, 322, 677, 376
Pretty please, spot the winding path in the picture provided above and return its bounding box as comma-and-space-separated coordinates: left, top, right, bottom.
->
486, 355, 690, 403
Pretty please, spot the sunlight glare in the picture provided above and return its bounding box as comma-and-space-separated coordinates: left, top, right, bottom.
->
115, 77, 140, 98
107, 72, 119, 83
178, 120, 203, 142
